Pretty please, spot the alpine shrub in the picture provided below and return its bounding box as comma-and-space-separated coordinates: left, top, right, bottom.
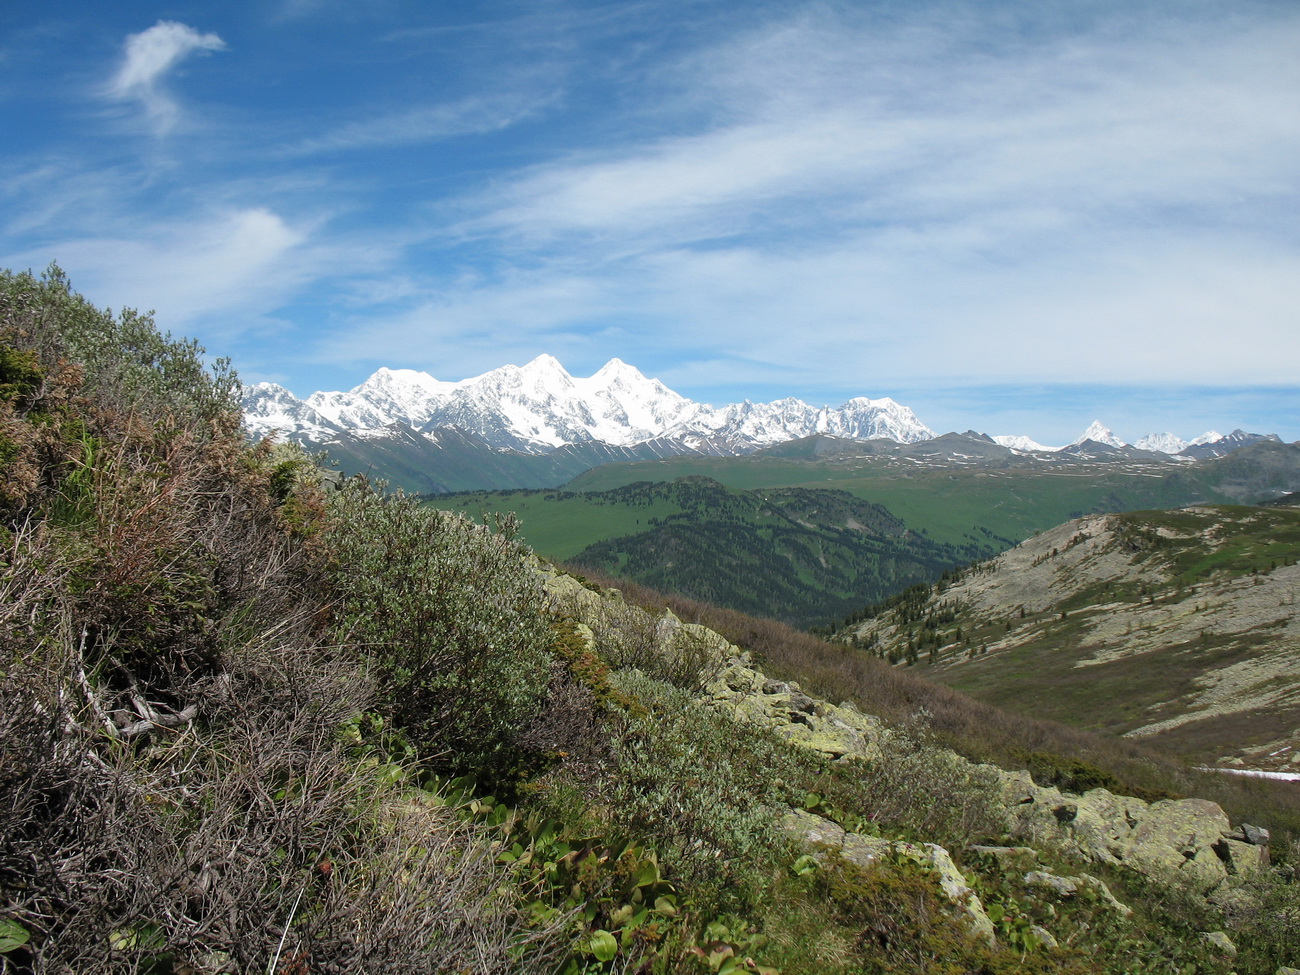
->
326, 485, 555, 772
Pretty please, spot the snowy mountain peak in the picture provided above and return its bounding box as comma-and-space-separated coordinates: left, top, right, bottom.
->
591, 357, 636, 379
242, 358, 1275, 463
1134, 432, 1188, 454
993, 434, 1059, 452
243, 356, 937, 453
1071, 421, 1127, 449
518, 353, 570, 381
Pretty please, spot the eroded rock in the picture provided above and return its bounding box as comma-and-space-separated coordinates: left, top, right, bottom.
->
1023, 870, 1132, 916
783, 809, 996, 944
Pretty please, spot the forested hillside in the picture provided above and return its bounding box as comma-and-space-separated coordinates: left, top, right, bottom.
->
3, 267, 1299, 973
441, 479, 1005, 628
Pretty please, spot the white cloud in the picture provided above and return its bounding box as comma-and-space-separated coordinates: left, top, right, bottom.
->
107, 21, 226, 133
466, 8, 1300, 253
8, 208, 306, 332
407, 3, 1300, 396
312, 270, 615, 372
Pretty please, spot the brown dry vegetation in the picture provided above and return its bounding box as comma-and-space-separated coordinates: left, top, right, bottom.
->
0, 268, 564, 972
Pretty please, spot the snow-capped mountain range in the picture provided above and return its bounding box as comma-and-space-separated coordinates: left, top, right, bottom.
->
243, 355, 1275, 460
991, 422, 1274, 459
244, 355, 934, 453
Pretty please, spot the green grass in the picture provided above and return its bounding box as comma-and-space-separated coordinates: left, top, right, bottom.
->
1114, 505, 1300, 583
438, 486, 687, 560
938, 628, 1270, 742
568, 457, 1233, 549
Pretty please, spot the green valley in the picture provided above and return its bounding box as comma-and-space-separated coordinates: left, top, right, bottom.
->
434, 439, 1300, 628
438, 477, 1004, 628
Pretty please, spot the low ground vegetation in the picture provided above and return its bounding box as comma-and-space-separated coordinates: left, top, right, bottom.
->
3, 267, 1299, 972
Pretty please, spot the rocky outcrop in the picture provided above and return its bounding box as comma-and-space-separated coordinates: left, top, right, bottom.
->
1003, 771, 1267, 891
782, 809, 996, 944
541, 564, 1271, 908
699, 659, 885, 761
1022, 869, 1131, 915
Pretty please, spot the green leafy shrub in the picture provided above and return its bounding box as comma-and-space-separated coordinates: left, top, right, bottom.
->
592, 671, 818, 914
581, 598, 724, 693
326, 484, 555, 773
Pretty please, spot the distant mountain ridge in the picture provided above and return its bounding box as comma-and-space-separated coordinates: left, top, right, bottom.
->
245, 354, 933, 454
993, 421, 1277, 460
243, 357, 1282, 491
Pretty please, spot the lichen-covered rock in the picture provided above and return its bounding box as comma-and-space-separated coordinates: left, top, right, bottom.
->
968, 845, 1039, 872
1199, 930, 1237, 956
1023, 870, 1131, 916
1124, 798, 1231, 891
1029, 924, 1059, 950
699, 660, 885, 761
1001, 772, 1252, 891
1214, 836, 1269, 876
782, 809, 996, 944
784, 808, 846, 849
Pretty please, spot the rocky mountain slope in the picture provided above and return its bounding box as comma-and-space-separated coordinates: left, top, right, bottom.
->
836, 504, 1300, 771
546, 566, 1296, 967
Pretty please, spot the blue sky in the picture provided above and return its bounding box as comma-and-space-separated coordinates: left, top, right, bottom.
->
3, 0, 1298, 444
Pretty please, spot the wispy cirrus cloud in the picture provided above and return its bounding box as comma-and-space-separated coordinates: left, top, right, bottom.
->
106, 20, 226, 133
466, 7, 1300, 251
288, 92, 553, 155
419, 0, 1300, 416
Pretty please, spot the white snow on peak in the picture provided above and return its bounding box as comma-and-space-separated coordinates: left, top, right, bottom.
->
243, 381, 342, 441
1134, 432, 1188, 454
244, 356, 938, 452
1070, 421, 1128, 449
993, 434, 1059, 452
305, 366, 462, 431
244, 361, 1275, 463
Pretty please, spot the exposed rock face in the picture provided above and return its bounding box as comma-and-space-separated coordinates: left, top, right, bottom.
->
839, 506, 1300, 770
1023, 870, 1131, 915
1002, 771, 1264, 891
699, 660, 885, 761
539, 563, 1269, 919
782, 809, 996, 944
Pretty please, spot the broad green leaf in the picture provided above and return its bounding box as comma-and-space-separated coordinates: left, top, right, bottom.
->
0, 919, 30, 952
587, 929, 618, 962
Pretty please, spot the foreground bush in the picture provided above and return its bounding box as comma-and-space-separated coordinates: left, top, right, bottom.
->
326, 488, 555, 774
0, 267, 564, 971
